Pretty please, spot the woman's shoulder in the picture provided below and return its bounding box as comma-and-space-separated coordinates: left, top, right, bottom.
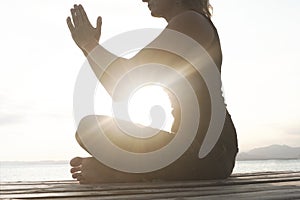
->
169, 10, 213, 29
171, 10, 208, 21
167, 10, 216, 47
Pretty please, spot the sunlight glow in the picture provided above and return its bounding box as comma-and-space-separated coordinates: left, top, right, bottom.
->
128, 84, 173, 132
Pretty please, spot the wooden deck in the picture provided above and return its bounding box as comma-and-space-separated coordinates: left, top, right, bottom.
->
1, 171, 300, 199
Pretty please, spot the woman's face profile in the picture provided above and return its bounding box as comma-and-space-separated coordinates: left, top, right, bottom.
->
143, 0, 175, 18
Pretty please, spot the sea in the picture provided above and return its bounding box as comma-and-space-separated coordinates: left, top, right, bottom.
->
1, 160, 300, 182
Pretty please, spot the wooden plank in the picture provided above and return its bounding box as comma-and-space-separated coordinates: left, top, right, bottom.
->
1, 172, 299, 200
184, 188, 300, 200
2, 171, 299, 186
2, 171, 300, 192
2, 175, 300, 196
231, 171, 300, 178
1, 179, 299, 199
1, 185, 299, 200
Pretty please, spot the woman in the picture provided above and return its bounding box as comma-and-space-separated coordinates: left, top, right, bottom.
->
67, 0, 238, 184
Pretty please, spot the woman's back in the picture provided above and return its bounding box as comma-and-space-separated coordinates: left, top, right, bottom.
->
164, 11, 239, 178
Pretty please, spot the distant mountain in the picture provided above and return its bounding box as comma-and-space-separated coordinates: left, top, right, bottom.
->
237, 145, 300, 160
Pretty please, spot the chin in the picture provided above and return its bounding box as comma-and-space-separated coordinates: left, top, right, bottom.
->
151, 12, 157, 17
150, 11, 161, 18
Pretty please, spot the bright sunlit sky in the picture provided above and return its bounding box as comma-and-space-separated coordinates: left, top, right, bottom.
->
0, 0, 299, 161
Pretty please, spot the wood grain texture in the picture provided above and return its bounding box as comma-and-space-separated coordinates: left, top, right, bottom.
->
1, 171, 300, 199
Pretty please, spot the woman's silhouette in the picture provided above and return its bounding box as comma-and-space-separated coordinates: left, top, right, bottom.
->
67, 0, 238, 184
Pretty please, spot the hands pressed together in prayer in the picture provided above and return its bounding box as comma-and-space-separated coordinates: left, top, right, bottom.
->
67, 4, 102, 53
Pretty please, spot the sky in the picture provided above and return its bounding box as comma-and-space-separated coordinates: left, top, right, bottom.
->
0, 0, 299, 161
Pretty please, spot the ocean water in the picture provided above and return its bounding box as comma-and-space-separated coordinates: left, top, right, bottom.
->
1, 160, 300, 182
233, 159, 300, 174
0, 161, 71, 182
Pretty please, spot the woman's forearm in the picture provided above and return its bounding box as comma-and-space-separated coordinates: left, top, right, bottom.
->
66, 0, 130, 100
82, 40, 129, 99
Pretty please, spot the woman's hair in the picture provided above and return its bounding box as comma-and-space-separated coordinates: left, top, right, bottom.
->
181, 0, 213, 19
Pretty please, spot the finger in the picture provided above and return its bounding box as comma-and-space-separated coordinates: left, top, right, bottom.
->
74, 5, 83, 25
96, 16, 102, 30
66, 17, 75, 32
71, 8, 79, 27
78, 4, 89, 23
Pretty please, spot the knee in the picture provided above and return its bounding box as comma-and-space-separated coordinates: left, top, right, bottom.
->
75, 115, 101, 153
77, 115, 97, 130
75, 115, 98, 143
76, 115, 113, 139
77, 115, 108, 133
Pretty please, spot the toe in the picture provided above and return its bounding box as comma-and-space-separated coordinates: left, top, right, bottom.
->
70, 166, 81, 173
77, 175, 86, 183
70, 157, 83, 167
72, 172, 81, 179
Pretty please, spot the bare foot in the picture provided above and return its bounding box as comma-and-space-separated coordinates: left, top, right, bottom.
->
70, 157, 149, 184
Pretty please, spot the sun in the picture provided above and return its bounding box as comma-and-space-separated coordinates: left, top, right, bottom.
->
128, 84, 174, 132
94, 83, 174, 133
